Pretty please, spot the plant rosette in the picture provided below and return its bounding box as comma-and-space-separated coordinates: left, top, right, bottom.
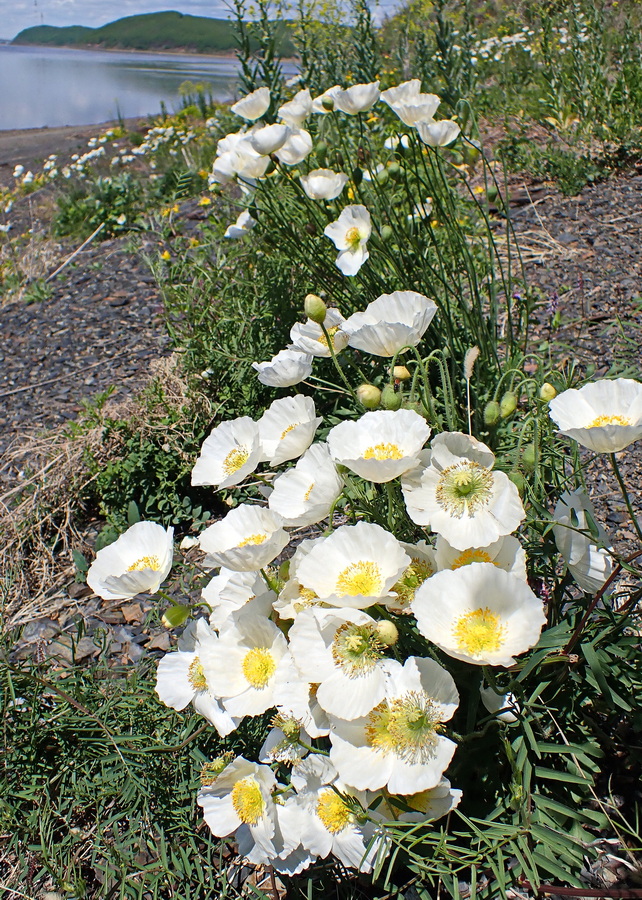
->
548, 378, 642, 453
412, 562, 546, 666
402, 431, 525, 550
327, 409, 431, 482
87, 520, 174, 601
328, 656, 459, 794
343, 290, 437, 356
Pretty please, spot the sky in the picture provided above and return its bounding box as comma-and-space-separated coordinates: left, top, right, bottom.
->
1, 0, 397, 41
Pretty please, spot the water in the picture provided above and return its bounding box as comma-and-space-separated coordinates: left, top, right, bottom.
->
0, 44, 259, 130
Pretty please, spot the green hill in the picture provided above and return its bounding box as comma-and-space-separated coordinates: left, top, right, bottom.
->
12, 10, 293, 54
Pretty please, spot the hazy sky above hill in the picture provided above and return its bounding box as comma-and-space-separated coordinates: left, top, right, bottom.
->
3, 0, 396, 40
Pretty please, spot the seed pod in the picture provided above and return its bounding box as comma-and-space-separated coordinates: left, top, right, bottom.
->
352, 167, 363, 187
315, 140, 328, 163
522, 443, 536, 473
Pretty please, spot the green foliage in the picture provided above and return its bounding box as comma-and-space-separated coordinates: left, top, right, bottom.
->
53, 173, 145, 239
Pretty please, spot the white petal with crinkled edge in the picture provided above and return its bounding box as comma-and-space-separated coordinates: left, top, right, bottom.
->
412, 563, 546, 666
88, 521, 174, 601
277, 89, 313, 127
416, 119, 460, 146
253, 348, 314, 387
381, 777, 462, 823
549, 378, 642, 453
434, 534, 527, 580
258, 395, 321, 466
290, 308, 349, 358
275, 128, 313, 165
295, 522, 409, 608
191, 416, 261, 489
198, 504, 288, 571
300, 169, 349, 200
249, 123, 291, 155
311, 85, 341, 113
327, 409, 430, 483
333, 81, 380, 114
380, 79, 422, 107
204, 568, 275, 630
231, 87, 271, 120
224, 209, 257, 239
155, 650, 198, 710
268, 442, 344, 528
342, 290, 437, 356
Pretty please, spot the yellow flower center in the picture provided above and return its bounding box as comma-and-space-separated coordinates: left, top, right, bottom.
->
238, 533, 268, 547
223, 447, 250, 476
363, 442, 404, 460
392, 557, 434, 608
336, 561, 383, 596
280, 424, 297, 440
187, 657, 207, 691
345, 226, 362, 249
331, 623, 384, 675
586, 414, 632, 428
316, 789, 354, 834
453, 607, 506, 655
231, 777, 265, 825
242, 647, 277, 688
436, 462, 494, 518
451, 548, 494, 569
127, 555, 161, 572
365, 691, 440, 763
317, 325, 340, 349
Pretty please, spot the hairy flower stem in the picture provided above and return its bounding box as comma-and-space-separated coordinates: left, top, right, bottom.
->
610, 453, 642, 543
320, 321, 359, 405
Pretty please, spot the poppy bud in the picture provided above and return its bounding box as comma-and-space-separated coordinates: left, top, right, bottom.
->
356, 384, 381, 409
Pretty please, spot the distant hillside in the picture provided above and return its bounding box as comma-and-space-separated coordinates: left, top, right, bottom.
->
13, 10, 294, 55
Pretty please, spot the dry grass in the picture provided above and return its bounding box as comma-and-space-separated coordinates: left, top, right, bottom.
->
0, 354, 197, 634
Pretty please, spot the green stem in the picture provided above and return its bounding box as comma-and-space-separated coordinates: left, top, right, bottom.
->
610, 453, 642, 543
320, 321, 359, 404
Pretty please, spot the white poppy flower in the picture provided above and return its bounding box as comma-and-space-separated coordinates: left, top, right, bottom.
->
333, 81, 380, 115
548, 378, 642, 453
203, 568, 275, 630
479, 686, 520, 723
299, 168, 349, 200
328, 409, 430, 483
416, 119, 461, 146
412, 563, 546, 666
380, 79, 422, 107
198, 756, 278, 863
323, 205, 372, 276
230, 87, 271, 120
381, 777, 462, 824
329, 656, 459, 795
211, 131, 271, 185
272, 670, 331, 738
288, 607, 393, 719
384, 134, 410, 151
204, 611, 294, 717
291, 754, 389, 873
257, 394, 321, 466
386, 539, 437, 613
259, 716, 313, 765
155, 618, 240, 736
295, 522, 410, 609
191, 416, 261, 490
553, 489, 613, 593
275, 128, 313, 165
290, 307, 349, 357
224, 209, 257, 239
198, 504, 289, 571
272, 536, 326, 619
278, 89, 313, 127
402, 431, 525, 550
343, 290, 437, 356
265, 796, 316, 875
252, 348, 314, 387
249, 122, 291, 155
268, 442, 344, 527
434, 534, 528, 580
311, 84, 342, 113
388, 96, 441, 127
87, 521, 173, 601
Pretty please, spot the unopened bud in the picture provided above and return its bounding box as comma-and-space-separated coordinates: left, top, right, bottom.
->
500, 391, 518, 418
278, 560, 290, 581
381, 384, 402, 410
539, 382, 557, 402
357, 384, 381, 409
484, 400, 501, 426
387, 161, 401, 178
375, 620, 399, 646
376, 168, 389, 186
522, 443, 536, 473
322, 96, 335, 111
304, 293, 327, 324
161, 604, 190, 628
315, 140, 328, 163
380, 224, 393, 242
352, 166, 363, 186
393, 365, 411, 381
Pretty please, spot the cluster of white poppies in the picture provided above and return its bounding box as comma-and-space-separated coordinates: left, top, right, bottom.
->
209, 79, 460, 274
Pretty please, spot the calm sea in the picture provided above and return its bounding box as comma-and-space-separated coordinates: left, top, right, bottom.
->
0, 44, 274, 130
